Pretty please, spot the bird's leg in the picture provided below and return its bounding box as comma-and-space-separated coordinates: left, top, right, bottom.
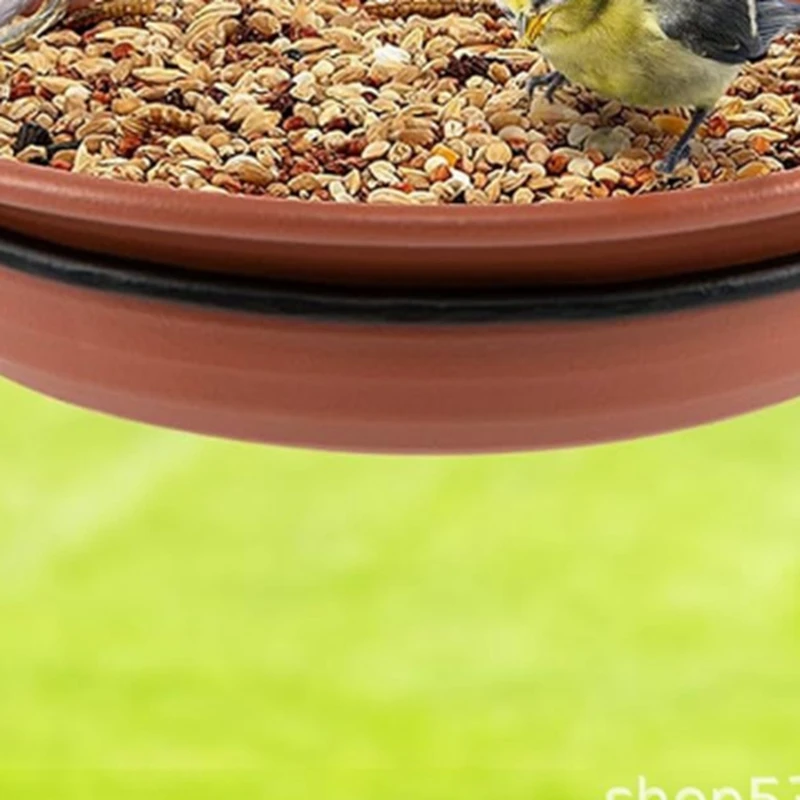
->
657, 107, 709, 174
525, 70, 567, 102
544, 72, 567, 102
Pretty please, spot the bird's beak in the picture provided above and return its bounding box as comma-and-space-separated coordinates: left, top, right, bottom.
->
518, 9, 554, 46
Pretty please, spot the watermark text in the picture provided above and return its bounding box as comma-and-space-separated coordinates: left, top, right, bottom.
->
607, 776, 800, 800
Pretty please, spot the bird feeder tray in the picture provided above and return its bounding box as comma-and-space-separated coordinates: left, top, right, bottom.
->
0, 160, 799, 453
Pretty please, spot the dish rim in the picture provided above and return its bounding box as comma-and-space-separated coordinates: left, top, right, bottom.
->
1, 158, 799, 251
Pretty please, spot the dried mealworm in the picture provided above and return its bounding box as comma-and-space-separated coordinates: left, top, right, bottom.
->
66, 0, 156, 31
363, 0, 506, 20
123, 103, 202, 136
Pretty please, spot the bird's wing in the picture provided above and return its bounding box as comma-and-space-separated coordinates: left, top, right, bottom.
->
652, 0, 796, 64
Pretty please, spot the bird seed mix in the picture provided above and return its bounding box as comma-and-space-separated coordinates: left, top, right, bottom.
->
0, 0, 798, 204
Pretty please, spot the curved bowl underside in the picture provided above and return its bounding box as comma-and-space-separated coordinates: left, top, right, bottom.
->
1, 238, 799, 452
1, 160, 800, 287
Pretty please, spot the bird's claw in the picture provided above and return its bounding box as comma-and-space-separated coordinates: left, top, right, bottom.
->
525, 71, 566, 103
655, 108, 708, 175
655, 144, 690, 175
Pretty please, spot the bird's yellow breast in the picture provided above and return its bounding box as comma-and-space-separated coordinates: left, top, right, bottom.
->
537, 0, 739, 108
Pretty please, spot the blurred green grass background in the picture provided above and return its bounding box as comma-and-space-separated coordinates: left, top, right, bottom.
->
1, 378, 799, 800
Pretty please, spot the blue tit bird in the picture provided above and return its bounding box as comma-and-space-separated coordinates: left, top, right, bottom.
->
517, 0, 800, 171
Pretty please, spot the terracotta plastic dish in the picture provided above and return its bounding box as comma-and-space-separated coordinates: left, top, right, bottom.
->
2, 2, 800, 452
1, 222, 799, 453
1, 160, 800, 287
